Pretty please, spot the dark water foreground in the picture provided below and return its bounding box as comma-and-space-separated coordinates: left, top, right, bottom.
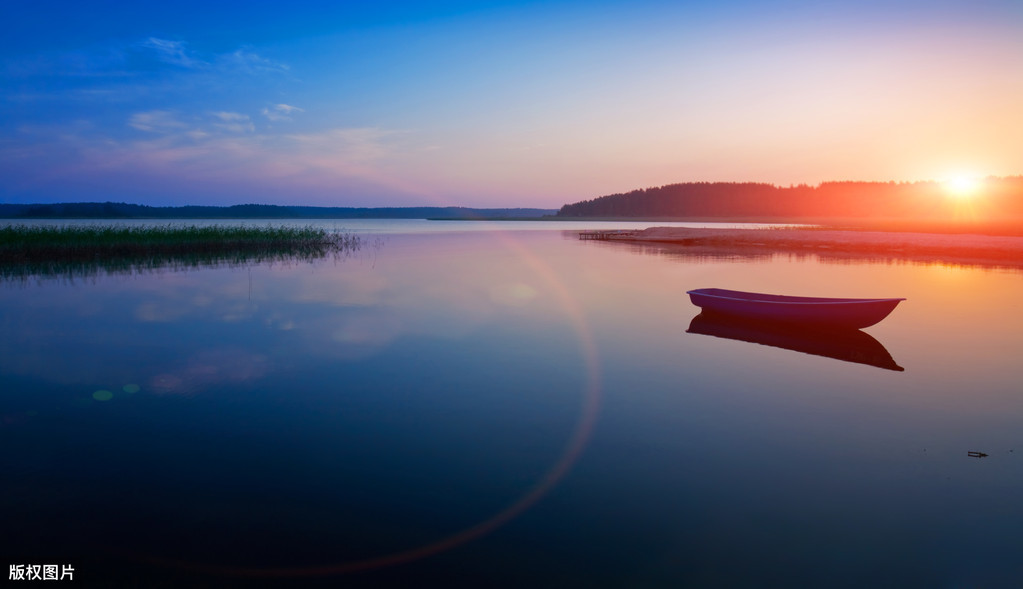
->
2, 228, 1022, 587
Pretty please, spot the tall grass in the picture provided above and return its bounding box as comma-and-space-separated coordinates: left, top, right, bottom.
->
0, 224, 362, 280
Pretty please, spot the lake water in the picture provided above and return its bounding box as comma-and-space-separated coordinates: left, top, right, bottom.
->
2, 220, 1022, 587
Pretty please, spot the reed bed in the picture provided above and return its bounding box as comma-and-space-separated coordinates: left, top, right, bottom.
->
0, 224, 362, 280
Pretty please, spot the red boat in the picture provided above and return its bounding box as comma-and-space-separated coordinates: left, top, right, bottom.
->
687, 288, 904, 329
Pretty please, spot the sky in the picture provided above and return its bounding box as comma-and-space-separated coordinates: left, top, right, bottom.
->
1, 0, 1022, 208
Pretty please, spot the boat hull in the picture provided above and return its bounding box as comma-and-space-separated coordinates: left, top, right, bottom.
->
687, 288, 904, 329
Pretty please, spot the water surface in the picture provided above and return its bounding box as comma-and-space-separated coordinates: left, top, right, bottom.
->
2, 222, 1021, 587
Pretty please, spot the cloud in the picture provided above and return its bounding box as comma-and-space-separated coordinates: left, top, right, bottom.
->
261, 103, 304, 122
282, 127, 408, 178
2, 38, 291, 107
129, 110, 187, 132
211, 111, 255, 133
1, 117, 431, 204
219, 49, 290, 74
113, 125, 400, 180
139, 39, 288, 76
212, 112, 248, 122
130, 110, 257, 135
285, 127, 401, 162
142, 38, 206, 69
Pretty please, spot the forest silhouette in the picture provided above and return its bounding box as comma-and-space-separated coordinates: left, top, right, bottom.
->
557, 177, 1023, 224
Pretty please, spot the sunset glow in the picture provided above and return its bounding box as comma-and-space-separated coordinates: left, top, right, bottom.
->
944, 175, 982, 199
1, 1, 1022, 209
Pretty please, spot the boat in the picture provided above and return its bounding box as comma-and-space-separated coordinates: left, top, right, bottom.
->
686, 288, 904, 329
687, 312, 904, 371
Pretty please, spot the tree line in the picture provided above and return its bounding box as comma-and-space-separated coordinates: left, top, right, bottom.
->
556, 178, 1023, 220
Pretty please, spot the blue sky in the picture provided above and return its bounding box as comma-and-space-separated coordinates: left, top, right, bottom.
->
2, 0, 1022, 207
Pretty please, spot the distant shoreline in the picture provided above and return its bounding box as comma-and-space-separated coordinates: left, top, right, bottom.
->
585, 226, 1023, 268
0, 202, 557, 220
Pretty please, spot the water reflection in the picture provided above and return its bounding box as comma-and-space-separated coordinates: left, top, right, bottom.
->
687, 312, 904, 371
597, 239, 1023, 272
578, 238, 775, 264
5, 228, 1023, 586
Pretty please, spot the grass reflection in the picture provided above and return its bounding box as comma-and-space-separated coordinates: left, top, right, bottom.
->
0, 224, 362, 280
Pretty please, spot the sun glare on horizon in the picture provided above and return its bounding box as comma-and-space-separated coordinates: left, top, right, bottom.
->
943, 175, 982, 199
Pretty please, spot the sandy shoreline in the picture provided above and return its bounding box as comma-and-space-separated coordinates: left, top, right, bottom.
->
588, 227, 1023, 268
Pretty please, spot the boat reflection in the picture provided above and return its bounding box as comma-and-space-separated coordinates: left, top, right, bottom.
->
687, 312, 904, 371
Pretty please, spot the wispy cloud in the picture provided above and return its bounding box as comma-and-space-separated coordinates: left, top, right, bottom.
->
130, 109, 261, 136
2, 106, 435, 203
219, 49, 289, 74
4, 38, 289, 88
139, 38, 288, 75
285, 128, 401, 164
210, 111, 255, 133
129, 110, 188, 132
141, 38, 206, 69
212, 112, 248, 122
261, 103, 304, 121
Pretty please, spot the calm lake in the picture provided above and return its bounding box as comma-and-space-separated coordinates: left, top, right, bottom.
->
2, 220, 1022, 587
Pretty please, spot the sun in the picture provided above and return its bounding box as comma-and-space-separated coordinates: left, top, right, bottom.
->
943, 175, 981, 199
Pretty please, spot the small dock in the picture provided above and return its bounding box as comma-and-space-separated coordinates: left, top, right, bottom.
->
578, 230, 639, 241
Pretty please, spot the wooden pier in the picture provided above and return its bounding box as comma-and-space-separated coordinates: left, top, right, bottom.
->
578, 230, 639, 241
